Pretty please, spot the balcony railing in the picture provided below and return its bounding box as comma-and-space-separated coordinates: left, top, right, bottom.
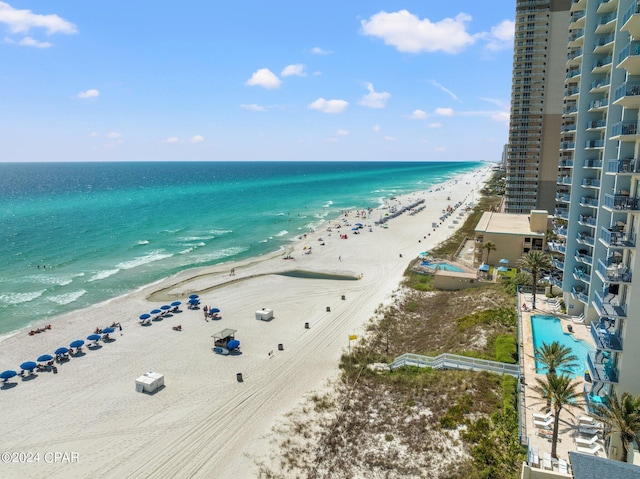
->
556, 192, 571, 202
603, 193, 640, 211
587, 352, 619, 383
594, 290, 627, 318
583, 159, 603, 168
554, 225, 568, 237
577, 232, 595, 245
594, 33, 614, 48
579, 214, 597, 227
581, 178, 601, 187
585, 139, 605, 148
560, 141, 576, 149
555, 208, 569, 219
607, 158, 640, 173
552, 258, 565, 270
574, 267, 591, 283
548, 241, 566, 253
589, 99, 608, 109
618, 40, 640, 64
614, 81, 640, 101
551, 276, 563, 289
587, 119, 606, 129
590, 326, 623, 352
563, 105, 578, 114
593, 55, 613, 70
591, 77, 611, 90
623, 0, 640, 25
560, 159, 574, 168
575, 250, 593, 265
612, 121, 639, 136
597, 258, 632, 283
569, 30, 585, 43
600, 227, 635, 247
580, 196, 599, 207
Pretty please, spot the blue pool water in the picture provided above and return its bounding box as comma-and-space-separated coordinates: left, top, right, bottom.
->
531, 314, 594, 378
420, 261, 465, 273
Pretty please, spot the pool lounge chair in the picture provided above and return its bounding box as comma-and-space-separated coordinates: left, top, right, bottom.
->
571, 313, 585, 324
575, 434, 599, 446
542, 452, 553, 470
533, 410, 553, 420
578, 415, 594, 424
534, 417, 554, 428
529, 445, 539, 467
579, 425, 602, 435
558, 458, 568, 474
576, 443, 600, 455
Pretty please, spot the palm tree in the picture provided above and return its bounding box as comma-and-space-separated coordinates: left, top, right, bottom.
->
518, 251, 552, 309
535, 341, 578, 377
532, 373, 582, 459
593, 391, 640, 462
483, 241, 497, 264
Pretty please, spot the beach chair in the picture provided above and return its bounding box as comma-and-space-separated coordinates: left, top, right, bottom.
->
529, 445, 539, 467
579, 425, 601, 435
571, 313, 585, 324
576, 443, 600, 455
558, 458, 568, 474
542, 452, 552, 470
534, 417, 553, 428
575, 433, 599, 446
533, 410, 553, 420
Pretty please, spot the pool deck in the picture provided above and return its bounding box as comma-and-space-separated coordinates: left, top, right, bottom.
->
518, 292, 604, 474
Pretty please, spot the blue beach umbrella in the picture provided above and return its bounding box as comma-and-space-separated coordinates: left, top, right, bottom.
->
55, 347, 70, 356
171, 301, 181, 307
70, 340, 85, 349
189, 298, 199, 304
209, 307, 220, 313
189, 294, 199, 299
101, 327, 115, 334
478, 264, 490, 272
499, 258, 509, 264
150, 309, 162, 315
87, 334, 101, 341
227, 339, 240, 350
37, 354, 53, 363
160, 305, 171, 311
20, 361, 37, 371
139, 313, 151, 320
497, 266, 508, 273
0, 370, 17, 381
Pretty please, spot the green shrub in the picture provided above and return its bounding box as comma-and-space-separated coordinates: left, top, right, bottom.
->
495, 335, 517, 364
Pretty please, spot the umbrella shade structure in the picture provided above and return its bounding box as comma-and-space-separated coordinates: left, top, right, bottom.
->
189, 294, 199, 299
37, 354, 53, 363
0, 370, 17, 380
20, 361, 37, 371
139, 313, 151, 320
171, 301, 181, 307
55, 347, 70, 356
87, 334, 101, 341
478, 264, 490, 272
150, 309, 162, 315
497, 266, 509, 273
70, 340, 85, 349
188, 298, 200, 304
101, 327, 115, 334
160, 305, 171, 311
499, 258, 509, 264
209, 308, 221, 313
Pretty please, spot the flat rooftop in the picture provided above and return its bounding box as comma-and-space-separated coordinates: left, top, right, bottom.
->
475, 212, 544, 236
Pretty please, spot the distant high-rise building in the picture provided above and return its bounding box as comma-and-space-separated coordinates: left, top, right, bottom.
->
504, 0, 572, 213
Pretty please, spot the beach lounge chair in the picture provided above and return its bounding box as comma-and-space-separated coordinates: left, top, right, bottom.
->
558, 458, 568, 474
579, 425, 601, 435
576, 444, 600, 455
575, 434, 599, 446
533, 410, 553, 420
579, 415, 595, 424
543, 452, 552, 470
534, 417, 554, 428
529, 445, 539, 467
571, 313, 585, 324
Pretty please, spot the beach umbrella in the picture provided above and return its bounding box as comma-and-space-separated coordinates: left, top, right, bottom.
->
70, 340, 84, 349
101, 327, 115, 334
497, 266, 508, 273
139, 313, 151, 320
499, 258, 509, 264
37, 354, 53, 363
188, 298, 199, 305
209, 307, 221, 313
87, 334, 101, 342
55, 347, 69, 356
171, 301, 181, 307
160, 305, 171, 311
189, 294, 199, 299
20, 361, 37, 371
0, 370, 17, 381
150, 309, 162, 315
478, 264, 490, 272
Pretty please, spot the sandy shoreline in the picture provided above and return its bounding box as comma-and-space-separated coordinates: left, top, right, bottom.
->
0, 165, 493, 479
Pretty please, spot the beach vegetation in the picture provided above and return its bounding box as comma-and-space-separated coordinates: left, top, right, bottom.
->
494, 335, 517, 364
592, 390, 640, 463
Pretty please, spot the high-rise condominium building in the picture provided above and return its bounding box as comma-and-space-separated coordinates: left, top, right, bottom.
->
505, 0, 571, 213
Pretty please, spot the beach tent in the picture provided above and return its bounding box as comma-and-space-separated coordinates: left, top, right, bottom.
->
478, 264, 490, 272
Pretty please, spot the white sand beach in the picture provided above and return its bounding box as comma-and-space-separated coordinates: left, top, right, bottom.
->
0, 165, 493, 479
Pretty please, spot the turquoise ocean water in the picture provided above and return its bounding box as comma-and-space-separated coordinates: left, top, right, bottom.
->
0, 161, 482, 335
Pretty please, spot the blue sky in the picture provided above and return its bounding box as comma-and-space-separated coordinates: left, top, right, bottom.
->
0, 1, 516, 162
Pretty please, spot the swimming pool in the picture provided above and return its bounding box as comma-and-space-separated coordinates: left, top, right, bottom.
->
420, 261, 465, 273
531, 314, 594, 378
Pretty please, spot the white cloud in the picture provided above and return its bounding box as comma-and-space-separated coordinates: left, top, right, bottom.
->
484, 19, 514, 51
428, 122, 442, 128
191, 135, 204, 143
308, 98, 348, 114
77, 89, 99, 99
0, 2, 77, 34
162, 137, 181, 143
384, 136, 397, 141
311, 47, 330, 55
245, 68, 281, 89
373, 124, 381, 132
361, 10, 476, 54
281, 64, 306, 77
491, 111, 510, 123
435, 107, 454, 116
240, 103, 267, 112
359, 82, 390, 109
337, 129, 349, 136
12, 36, 51, 48
431, 80, 461, 103
410, 109, 427, 120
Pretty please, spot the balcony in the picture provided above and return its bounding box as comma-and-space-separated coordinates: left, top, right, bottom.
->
598, 0, 619, 15
621, 0, 640, 39
611, 121, 640, 139
618, 41, 640, 75
563, 105, 578, 115
596, 13, 617, 34
570, 10, 586, 28
557, 176, 572, 186
571, 0, 586, 11
554, 225, 568, 237
591, 77, 611, 93
555, 208, 569, 220
580, 196, 599, 208
584, 140, 605, 149
588, 98, 608, 111
597, 258, 632, 283
577, 232, 595, 246
579, 214, 597, 227
587, 352, 619, 383
575, 249, 593, 265
583, 159, 603, 168
569, 29, 585, 47
581, 178, 601, 188
587, 119, 606, 130
550, 276, 563, 289
560, 141, 575, 150
552, 257, 565, 270
556, 192, 571, 202
560, 159, 574, 168
574, 266, 591, 283
607, 158, 640, 174
603, 193, 640, 212
592, 55, 613, 74
548, 241, 566, 254
600, 227, 635, 248
590, 326, 623, 352
614, 81, 640, 108
594, 290, 627, 318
